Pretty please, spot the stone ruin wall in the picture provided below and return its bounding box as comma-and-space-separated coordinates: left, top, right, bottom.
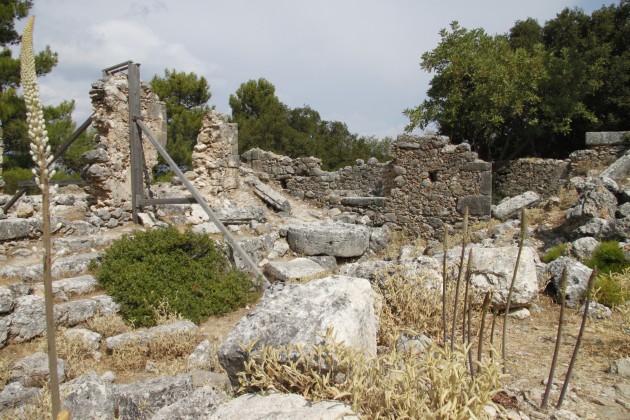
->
83, 74, 167, 208
494, 131, 629, 198
191, 110, 240, 194
241, 148, 386, 206
0, 124, 4, 193
384, 135, 492, 238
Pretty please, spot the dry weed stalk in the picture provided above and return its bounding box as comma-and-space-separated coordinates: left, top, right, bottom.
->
541, 266, 567, 409
442, 225, 449, 346
477, 290, 493, 373
450, 206, 469, 351
557, 267, 597, 409
502, 208, 528, 373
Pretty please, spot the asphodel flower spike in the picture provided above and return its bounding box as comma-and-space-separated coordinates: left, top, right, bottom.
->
20, 16, 55, 189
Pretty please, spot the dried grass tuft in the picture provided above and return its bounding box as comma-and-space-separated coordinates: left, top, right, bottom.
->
85, 313, 132, 337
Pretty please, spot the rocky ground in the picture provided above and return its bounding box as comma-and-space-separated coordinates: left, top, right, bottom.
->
0, 167, 628, 419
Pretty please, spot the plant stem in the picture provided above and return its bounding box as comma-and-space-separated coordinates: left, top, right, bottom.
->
478, 290, 493, 373
442, 225, 449, 347
541, 265, 567, 409
450, 207, 468, 351
557, 267, 597, 409
502, 208, 527, 374
462, 248, 473, 345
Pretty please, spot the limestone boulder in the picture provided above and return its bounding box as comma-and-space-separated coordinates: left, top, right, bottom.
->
0, 382, 41, 411
218, 275, 378, 384
492, 191, 541, 221
570, 237, 600, 261
566, 177, 618, 226
153, 386, 228, 420
117, 374, 194, 419
10, 352, 66, 387
209, 392, 358, 419
265, 258, 328, 282
286, 222, 370, 257
546, 257, 593, 308
464, 246, 540, 309
105, 320, 198, 351
338, 257, 442, 289
0, 218, 32, 241
61, 372, 119, 419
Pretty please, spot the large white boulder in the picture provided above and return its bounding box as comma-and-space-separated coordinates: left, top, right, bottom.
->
286, 222, 370, 257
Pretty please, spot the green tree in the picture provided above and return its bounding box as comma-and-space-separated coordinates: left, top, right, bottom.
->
404, 22, 547, 160
150, 69, 211, 168
0, 0, 71, 168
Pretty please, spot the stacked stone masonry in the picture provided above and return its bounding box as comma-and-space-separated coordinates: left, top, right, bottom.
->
191, 111, 240, 195
494, 158, 570, 198
83, 74, 167, 208
384, 135, 492, 238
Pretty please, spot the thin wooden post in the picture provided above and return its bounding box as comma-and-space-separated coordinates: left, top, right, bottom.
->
128, 63, 143, 223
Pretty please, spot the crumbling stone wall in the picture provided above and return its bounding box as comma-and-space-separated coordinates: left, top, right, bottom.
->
494, 158, 570, 198
0, 123, 4, 193
191, 110, 240, 194
83, 74, 166, 208
384, 135, 492, 238
569, 131, 629, 176
241, 148, 385, 206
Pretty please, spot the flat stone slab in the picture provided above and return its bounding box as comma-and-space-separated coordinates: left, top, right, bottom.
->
218, 275, 378, 384
0, 218, 32, 241
253, 181, 291, 213
105, 320, 198, 351
286, 222, 369, 257
265, 258, 328, 282
492, 191, 540, 221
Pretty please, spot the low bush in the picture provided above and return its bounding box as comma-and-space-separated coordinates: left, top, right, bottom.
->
542, 243, 569, 263
96, 227, 259, 327
585, 241, 630, 275
593, 268, 630, 308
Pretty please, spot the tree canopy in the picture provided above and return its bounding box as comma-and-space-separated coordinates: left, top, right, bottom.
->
230, 78, 391, 170
0, 1, 89, 171
150, 69, 211, 168
405, 1, 630, 161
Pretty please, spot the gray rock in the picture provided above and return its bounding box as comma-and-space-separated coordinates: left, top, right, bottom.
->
216, 205, 267, 225
209, 392, 358, 419
265, 258, 328, 282
10, 351, 66, 387
55, 298, 98, 327
546, 257, 593, 308
61, 372, 119, 419
396, 333, 432, 355
467, 247, 540, 309
218, 275, 378, 384
308, 255, 337, 270
33, 274, 98, 300
566, 177, 618, 225
9, 295, 46, 342
369, 226, 391, 253
601, 149, 630, 181
492, 191, 541, 221
286, 222, 370, 257
573, 217, 613, 239
192, 222, 220, 234
63, 220, 98, 236
234, 233, 277, 270
585, 131, 629, 146
253, 181, 291, 213
117, 374, 194, 420
0, 218, 32, 241
608, 357, 630, 378
0, 382, 41, 411
570, 237, 600, 261
581, 301, 612, 319
0, 316, 10, 347
617, 202, 630, 219
51, 252, 100, 279
91, 295, 120, 315
15, 203, 34, 218
152, 385, 228, 420
338, 257, 442, 289
187, 340, 214, 371
106, 320, 198, 351
0, 286, 14, 313
63, 328, 102, 352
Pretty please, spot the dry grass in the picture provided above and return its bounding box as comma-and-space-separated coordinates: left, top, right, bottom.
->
107, 329, 203, 376
238, 328, 504, 419
36, 331, 100, 380
0, 357, 11, 391
237, 268, 505, 419
84, 313, 132, 337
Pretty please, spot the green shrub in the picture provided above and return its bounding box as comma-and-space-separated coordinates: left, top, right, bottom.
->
585, 241, 630, 275
593, 268, 630, 308
96, 227, 259, 327
542, 243, 569, 263
2, 166, 81, 194
153, 170, 175, 184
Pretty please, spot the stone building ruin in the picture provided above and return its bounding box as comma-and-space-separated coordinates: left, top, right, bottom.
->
1, 70, 628, 240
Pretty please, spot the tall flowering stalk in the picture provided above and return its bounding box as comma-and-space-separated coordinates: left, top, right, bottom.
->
20, 16, 61, 418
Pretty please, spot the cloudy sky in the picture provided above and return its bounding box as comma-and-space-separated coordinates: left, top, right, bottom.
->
21, 0, 604, 139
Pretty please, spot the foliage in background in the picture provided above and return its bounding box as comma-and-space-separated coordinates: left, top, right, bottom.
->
150, 69, 211, 169
542, 243, 570, 263
585, 241, 630, 275
0, 0, 89, 169
230, 78, 391, 171
96, 227, 259, 327
405, 1, 629, 161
